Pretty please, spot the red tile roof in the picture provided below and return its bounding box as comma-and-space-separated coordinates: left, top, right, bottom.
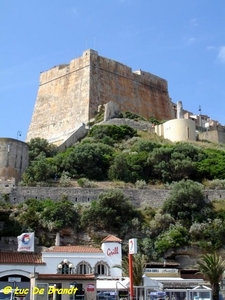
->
101, 235, 122, 243
45, 246, 102, 253
0, 252, 45, 265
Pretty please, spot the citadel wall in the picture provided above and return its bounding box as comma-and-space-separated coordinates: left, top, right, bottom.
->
7, 186, 225, 208
26, 49, 174, 145
0, 138, 28, 187
89, 50, 174, 122
26, 51, 92, 144
198, 128, 225, 144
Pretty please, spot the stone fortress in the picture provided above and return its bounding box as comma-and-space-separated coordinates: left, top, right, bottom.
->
26, 49, 174, 146
1, 49, 225, 196
26, 49, 225, 147
0, 138, 28, 193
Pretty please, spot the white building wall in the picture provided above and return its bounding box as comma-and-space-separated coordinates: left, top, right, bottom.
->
40, 241, 122, 276
154, 124, 164, 136
0, 264, 42, 278
0, 241, 122, 287
163, 119, 196, 142
42, 252, 106, 274
101, 241, 122, 276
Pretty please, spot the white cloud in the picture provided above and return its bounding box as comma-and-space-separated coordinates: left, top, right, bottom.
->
189, 18, 198, 28
218, 46, 225, 63
206, 46, 216, 51
187, 37, 196, 45
205, 45, 225, 65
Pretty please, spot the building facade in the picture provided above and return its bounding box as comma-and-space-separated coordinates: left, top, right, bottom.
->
0, 235, 123, 300
155, 118, 196, 143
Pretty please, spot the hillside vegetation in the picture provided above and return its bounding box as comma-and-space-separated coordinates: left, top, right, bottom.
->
2, 115, 225, 259
21, 120, 225, 186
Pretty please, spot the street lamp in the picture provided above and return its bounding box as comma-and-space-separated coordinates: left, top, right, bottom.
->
17, 131, 22, 140
69, 263, 74, 274
57, 263, 62, 274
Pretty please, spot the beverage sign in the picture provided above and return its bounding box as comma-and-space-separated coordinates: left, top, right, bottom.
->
129, 238, 137, 254
107, 246, 119, 256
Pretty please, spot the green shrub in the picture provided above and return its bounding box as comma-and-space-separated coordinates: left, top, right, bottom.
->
204, 179, 225, 190
148, 117, 162, 125
189, 218, 225, 250
162, 179, 207, 223
59, 172, 72, 187
88, 124, 137, 143
120, 111, 146, 121
154, 224, 189, 256
68, 142, 114, 180
77, 178, 96, 188
135, 180, 147, 189
80, 189, 140, 235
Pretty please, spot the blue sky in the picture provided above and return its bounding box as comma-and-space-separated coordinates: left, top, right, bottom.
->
1, 0, 225, 141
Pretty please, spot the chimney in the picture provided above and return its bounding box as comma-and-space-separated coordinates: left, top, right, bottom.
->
55, 232, 60, 246
177, 101, 184, 119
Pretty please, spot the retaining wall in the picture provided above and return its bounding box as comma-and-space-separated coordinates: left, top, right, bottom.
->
7, 187, 225, 208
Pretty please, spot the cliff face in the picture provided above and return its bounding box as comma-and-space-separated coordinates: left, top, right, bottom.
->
26, 49, 174, 146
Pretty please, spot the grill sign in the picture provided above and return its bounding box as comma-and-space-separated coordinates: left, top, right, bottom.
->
107, 247, 119, 256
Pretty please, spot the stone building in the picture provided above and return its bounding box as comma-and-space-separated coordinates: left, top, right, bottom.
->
26, 49, 174, 146
155, 101, 225, 144
154, 101, 197, 143
0, 138, 28, 192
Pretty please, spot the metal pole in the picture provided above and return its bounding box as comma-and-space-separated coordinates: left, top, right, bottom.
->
129, 253, 134, 300
17, 131, 22, 140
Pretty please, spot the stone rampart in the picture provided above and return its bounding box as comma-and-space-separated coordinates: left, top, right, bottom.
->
0, 138, 28, 186
26, 49, 174, 146
26, 51, 92, 144
199, 129, 225, 144
7, 187, 225, 208
90, 51, 174, 123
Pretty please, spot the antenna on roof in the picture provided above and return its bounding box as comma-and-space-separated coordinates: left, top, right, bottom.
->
198, 105, 202, 130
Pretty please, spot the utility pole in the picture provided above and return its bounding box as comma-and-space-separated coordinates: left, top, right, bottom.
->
129, 238, 137, 300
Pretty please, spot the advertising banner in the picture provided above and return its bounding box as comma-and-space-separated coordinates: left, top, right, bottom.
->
17, 232, 35, 252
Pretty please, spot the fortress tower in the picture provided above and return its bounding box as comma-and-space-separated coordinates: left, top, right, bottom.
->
0, 138, 28, 191
26, 49, 174, 145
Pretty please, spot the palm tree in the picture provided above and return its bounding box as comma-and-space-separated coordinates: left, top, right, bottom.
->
113, 253, 147, 286
197, 252, 225, 300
